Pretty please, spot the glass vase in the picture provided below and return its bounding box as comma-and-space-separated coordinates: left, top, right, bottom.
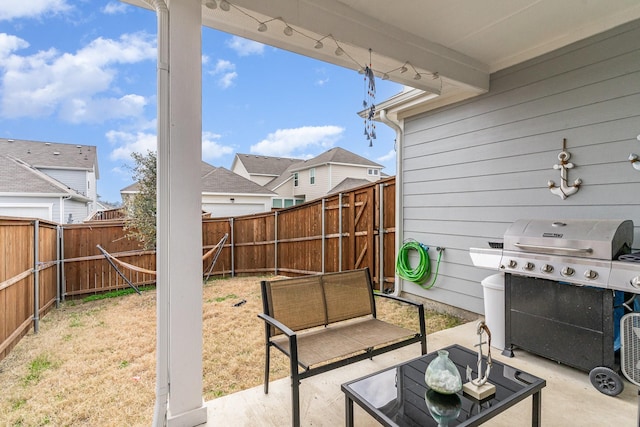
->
425, 350, 462, 394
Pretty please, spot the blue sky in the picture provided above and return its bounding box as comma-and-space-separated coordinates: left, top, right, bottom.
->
0, 1, 403, 203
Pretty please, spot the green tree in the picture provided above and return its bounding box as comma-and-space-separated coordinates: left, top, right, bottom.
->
124, 151, 157, 250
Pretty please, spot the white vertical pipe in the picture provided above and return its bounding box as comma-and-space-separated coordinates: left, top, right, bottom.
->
380, 109, 403, 297
151, 1, 169, 426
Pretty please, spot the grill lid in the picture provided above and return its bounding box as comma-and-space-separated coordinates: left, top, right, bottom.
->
503, 219, 633, 260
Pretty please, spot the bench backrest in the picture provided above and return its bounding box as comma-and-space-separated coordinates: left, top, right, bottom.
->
261, 268, 375, 336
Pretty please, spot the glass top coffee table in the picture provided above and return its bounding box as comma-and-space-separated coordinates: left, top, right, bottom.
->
341, 344, 545, 426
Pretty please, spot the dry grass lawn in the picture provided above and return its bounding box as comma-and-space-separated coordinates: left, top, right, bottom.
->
0, 275, 464, 426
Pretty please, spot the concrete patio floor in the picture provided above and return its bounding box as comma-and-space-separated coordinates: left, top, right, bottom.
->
203, 321, 637, 426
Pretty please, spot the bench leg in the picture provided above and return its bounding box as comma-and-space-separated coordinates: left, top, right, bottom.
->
292, 375, 300, 427
264, 342, 271, 394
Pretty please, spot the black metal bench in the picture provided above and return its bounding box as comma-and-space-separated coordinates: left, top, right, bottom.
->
258, 268, 427, 426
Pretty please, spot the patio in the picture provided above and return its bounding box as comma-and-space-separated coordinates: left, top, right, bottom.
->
204, 321, 636, 426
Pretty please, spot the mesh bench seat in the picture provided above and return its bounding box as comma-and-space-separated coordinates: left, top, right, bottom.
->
259, 268, 427, 427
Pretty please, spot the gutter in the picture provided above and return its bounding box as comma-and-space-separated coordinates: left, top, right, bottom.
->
379, 109, 403, 297
150, 1, 169, 426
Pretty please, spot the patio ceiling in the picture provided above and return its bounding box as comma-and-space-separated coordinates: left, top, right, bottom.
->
128, 0, 640, 104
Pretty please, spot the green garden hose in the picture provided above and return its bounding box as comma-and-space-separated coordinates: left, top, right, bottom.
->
395, 241, 444, 289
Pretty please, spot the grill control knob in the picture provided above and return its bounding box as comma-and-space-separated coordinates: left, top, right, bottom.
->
584, 270, 598, 280
631, 276, 640, 289
561, 266, 575, 277
541, 264, 554, 273
508, 260, 517, 269
523, 262, 535, 271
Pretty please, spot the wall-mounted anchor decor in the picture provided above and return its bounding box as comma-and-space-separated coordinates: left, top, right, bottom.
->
630, 134, 640, 171
548, 138, 582, 199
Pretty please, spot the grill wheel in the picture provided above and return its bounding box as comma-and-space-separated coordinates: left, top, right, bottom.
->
589, 366, 624, 396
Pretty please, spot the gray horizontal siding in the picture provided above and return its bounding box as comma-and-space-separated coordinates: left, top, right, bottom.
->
400, 19, 640, 314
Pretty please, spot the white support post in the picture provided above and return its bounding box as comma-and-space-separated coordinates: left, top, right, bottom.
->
158, 0, 207, 425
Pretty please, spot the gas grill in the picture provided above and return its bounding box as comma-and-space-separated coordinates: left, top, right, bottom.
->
470, 219, 640, 396
470, 219, 639, 291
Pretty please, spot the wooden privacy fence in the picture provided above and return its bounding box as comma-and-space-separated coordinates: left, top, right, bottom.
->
0, 176, 395, 361
0, 218, 59, 361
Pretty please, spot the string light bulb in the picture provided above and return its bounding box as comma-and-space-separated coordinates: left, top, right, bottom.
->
335, 47, 344, 56
204, 0, 217, 9
283, 25, 293, 36
219, 0, 231, 11
382, 73, 389, 80
314, 40, 324, 49
399, 65, 408, 73
257, 22, 267, 32
414, 73, 422, 80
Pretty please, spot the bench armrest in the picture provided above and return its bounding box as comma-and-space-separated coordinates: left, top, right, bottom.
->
375, 292, 421, 307
258, 313, 297, 338
374, 292, 427, 354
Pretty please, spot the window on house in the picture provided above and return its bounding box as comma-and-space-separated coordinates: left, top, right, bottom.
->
309, 168, 315, 185
368, 168, 379, 176
284, 199, 295, 207
293, 172, 299, 187
272, 199, 283, 208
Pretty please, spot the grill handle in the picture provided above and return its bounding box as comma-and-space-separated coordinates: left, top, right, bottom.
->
513, 243, 593, 254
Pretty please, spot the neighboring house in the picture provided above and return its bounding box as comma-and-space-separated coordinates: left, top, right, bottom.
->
232, 147, 385, 207
289, 147, 384, 201
231, 153, 301, 186
0, 138, 98, 223
121, 161, 275, 218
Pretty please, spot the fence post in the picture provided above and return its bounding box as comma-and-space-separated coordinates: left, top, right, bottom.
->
338, 193, 343, 272
56, 225, 61, 308
60, 225, 66, 302
321, 198, 326, 273
378, 183, 385, 292
229, 217, 235, 277
274, 211, 278, 275
33, 220, 40, 334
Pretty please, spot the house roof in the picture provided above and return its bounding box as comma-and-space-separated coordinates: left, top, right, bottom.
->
121, 161, 275, 196
233, 153, 301, 177
290, 147, 382, 172
0, 138, 99, 177
201, 166, 275, 195
0, 155, 91, 200
328, 177, 372, 195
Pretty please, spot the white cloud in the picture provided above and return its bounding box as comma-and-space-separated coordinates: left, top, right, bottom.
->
0, 32, 156, 122
0, 33, 28, 57
226, 36, 264, 56
0, 0, 71, 21
102, 2, 129, 15
202, 131, 234, 161
377, 149, 396, 163
107, 130, 157, 161
250, 125, 344, 157
209, 59, 237, 89
108, 130, 234, 163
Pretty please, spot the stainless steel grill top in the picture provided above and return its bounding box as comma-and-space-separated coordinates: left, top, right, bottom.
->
470, 219, 640, 292
503, 219, 633, 260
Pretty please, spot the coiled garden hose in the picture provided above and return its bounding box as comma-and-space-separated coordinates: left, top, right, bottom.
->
395, 241, 444, 289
